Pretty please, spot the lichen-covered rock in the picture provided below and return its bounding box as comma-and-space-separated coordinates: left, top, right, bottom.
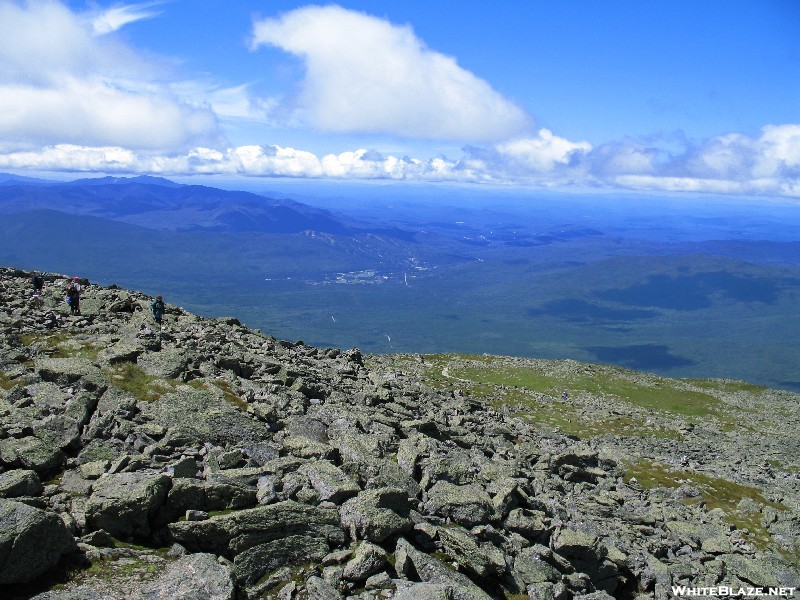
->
340, 487, 412, 542
0, 498, 76, 584
168, 500, 346, 557
512, 546, 563, 586
305, 575, 341, 600
35, 357, 107, 391
300, 459, 360, 503
342, 541, 387, 581
393, 582, 455, 600
437, 526, 506, 577
551, 528, 623, 595
0, 435, 65, 473
85, 471, 171, 538
233, 535, 330, 586
503, 507, 550, 541
154, 479, 256, 528
423, 481, 495, 527
0, 468, 43, 498
395, 537, 492, 600
138, 552, 235, 599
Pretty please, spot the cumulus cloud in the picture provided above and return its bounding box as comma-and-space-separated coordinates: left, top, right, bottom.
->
462, 129, 593, 183
250, 5, 531, 142
0, 0, 222, 151
604, 124, 800, 197
1, 124, 798, 198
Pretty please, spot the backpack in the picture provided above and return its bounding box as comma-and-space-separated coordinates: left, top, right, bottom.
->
33, 275, 44, 288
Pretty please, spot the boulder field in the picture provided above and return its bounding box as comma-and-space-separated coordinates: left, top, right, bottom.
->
0, 267, 797, 599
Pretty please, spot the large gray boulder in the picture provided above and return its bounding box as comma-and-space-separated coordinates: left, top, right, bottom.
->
512, 546, 563, 586
168, 500, 346, 558
139, 386, 271, 447
0, 498, 76, 584
0, 468, 43, 498
300, 459, 360, 503
393, 582, 454, 600
395, 538, 492, 600
35, 357, 107, 391
342, 541, 387, 581
437, 526, 506, 578
154, 479, 257, 527
138, 552, 235, 599
0, 435, 65, 473
339, 487, 412, 542
85, 471, 171, 538
551, 528, 623, 595
233, 535, 330, 586
423, 481, 495, 527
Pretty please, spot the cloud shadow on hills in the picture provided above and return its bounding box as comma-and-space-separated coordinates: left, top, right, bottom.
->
527, 299, 659, 323
583, 344, 696, 371
596, 271, 783, 310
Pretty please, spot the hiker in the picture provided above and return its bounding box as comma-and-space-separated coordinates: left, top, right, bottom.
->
151, 295, 165, 324
31, 272, 44, 294
30, 273, 44, 308
65, 277, 81, 315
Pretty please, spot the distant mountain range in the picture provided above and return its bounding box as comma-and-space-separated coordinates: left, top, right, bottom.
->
2, 173, 799, 391
0, 173, 413, 237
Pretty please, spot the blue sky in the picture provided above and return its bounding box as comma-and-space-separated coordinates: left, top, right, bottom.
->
0, 0, 798, 197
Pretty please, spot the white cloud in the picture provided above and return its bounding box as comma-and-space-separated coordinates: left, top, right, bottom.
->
1, 125, 798, 198
0, 76, 220, 150
250, 5, 531, 143
482, 129, 593, 173
90, 1, 163, 35
752, 124, 800, 177
0, 0, 223, 151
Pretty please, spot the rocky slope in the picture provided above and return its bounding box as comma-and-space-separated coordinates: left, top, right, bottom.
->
0, 267, 797, 600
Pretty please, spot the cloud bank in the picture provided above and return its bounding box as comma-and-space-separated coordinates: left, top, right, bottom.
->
0, 0, 221, 151
0, 2, 797, 199
2, 124, 798, 197
250, 5, 531, 142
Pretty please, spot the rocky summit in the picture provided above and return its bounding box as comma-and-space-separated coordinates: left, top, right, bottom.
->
0, 266, 798, 600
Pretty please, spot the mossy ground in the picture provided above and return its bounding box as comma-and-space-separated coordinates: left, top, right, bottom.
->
393, 353, 708, 439
421, 353, 726, 418
21, 332, 100, 360
623, 458, 791, 557
212, 379, 250, 411
0, 371, 15, 390
108, 363, 174, 402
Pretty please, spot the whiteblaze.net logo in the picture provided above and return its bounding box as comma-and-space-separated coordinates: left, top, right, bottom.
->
672, 586, 797, 597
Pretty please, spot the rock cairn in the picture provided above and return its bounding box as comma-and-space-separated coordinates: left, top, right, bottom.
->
0, 267, 797, 599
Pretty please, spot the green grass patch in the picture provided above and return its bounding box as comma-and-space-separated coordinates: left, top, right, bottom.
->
0, 371, 16, 390
685, 378, 767, 394
412, 354, 687, 439
624, 458, 787, 551
425, 354, 722, 418
108, 363, 173, 402
212, 380, 249, 411
21, 332, 100, 360
187, 378, 249, 411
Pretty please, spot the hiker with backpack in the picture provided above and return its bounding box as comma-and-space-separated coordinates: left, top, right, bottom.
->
65, 277, 81, 315
30, 273, 44, 308
151, 295, 166, 324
